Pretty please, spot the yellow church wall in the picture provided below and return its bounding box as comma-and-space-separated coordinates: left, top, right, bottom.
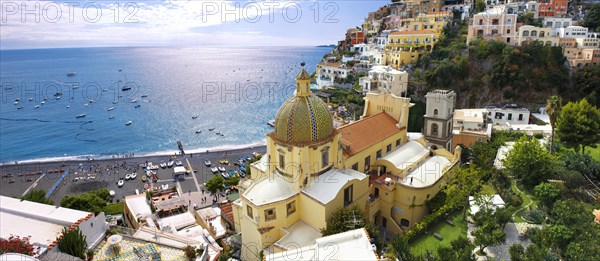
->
298, 194, 327, 231
361, 92, 411, 126
232, 200, 242, 233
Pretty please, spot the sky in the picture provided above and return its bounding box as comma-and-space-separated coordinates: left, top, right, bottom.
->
0, 0, 388, 50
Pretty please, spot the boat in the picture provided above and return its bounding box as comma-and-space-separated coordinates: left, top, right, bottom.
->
216, 132, 221, 135
175, 160, 183, 166
218, 166, 226, 172
267, 119, 275, 127
117, 179, 124, 187
167, 160, 174, 168
125, 173, 131, 180
161, 184, 169, 190
55, 96, 61, 100
84, 103, 88, 107
113, 100, 119, 104
159, 162, 167, 169
102, 89, 109, 92
122, 85, 132, 91
40, 101, 45, 105
88, 99, 94, 103
204, 160, 211, 167
195, 130, 202, 134
109, 190, 115, 197
13, 101, 18, 105
130, 172, 137, 179
142, 175, 147, 182
118, 69, 122, 72
141, 94, 149, 98
14, 98, 20, 102
34, 105, 40, 109
72, 85, 79, 89
192, 116, 198, 119
109, 116, 115, 119
108, 107, 114, 111
17, 106, 24, 110
54, 92, 62, 97
67, 72, 76, 77
220, 133, 224, 136
134, 104, 141, 108
208, 128, 215, 131
76, 114, 86, 118
221, 172, 230, 179
66, 105, 70, 109
28, 98, 33, 101
211, 167, 219, 173
125, 120, 133, 126
131, 99, 138, 103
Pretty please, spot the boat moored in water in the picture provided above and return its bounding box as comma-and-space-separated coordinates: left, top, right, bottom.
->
125, 120, 133, 126
76, 114, 86, 118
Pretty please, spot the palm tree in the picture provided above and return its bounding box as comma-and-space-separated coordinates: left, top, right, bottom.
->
545, 95, 562, 152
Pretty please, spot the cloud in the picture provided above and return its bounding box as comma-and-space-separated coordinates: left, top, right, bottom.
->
0, 0, 310, 48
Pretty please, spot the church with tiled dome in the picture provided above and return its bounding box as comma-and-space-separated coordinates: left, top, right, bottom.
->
232, 66, 461, 261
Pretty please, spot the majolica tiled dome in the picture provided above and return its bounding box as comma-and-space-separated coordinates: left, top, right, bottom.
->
273, 69, 334, 144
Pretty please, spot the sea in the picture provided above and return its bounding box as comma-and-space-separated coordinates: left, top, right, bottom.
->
0, 46, 332, 163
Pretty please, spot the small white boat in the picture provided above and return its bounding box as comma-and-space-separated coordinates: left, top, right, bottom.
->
130, 172, 137, 179
34, 105, 40, 109
204, 160, 211, 167
211, 167, 219, 173
117, 179, 124, 187
161, 184, 169, 190
15, 98, 20, 102
40, 101, 45, 105
67, 72, 76, 77
125, 120, 133, 126
88, 99, 94, 103
195, 130, 202, 134
13, 101, 18, 105
108, 107, 114, 111
131, 99, 138, 103
66, 105, 70, 109
141, 94, 149, 98
125, 173, 131, 180
112, 101, 119, 104
175, 160, 183, 166
109, 190, 115, 197
159, 162, 167, 168
76, 114, 86, 118
218, 166, 226, 172
17, 106, 24, 110
102, 89, 109, 92
28, 98, 33, 101
55, 96, 61, 100
109, 116, 115, 119
167, 160, 175, 168
84, 103, 88, 107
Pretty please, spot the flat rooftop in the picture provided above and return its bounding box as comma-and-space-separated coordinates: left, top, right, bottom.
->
302, 169, 366, 205
401, 156, 452, 188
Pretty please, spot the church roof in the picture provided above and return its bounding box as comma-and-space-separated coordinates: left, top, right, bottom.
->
243, 174, 297, 206
378, 140, 430, 171
302, 169, 366, 205
338, 112, 403, 157
273, 94, 335, 145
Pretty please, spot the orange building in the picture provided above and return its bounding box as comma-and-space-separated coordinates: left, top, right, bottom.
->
538, 0, 568, 17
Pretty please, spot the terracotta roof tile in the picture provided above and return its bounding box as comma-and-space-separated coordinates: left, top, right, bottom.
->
338, 112, 404, 157
219, 203, 234, 223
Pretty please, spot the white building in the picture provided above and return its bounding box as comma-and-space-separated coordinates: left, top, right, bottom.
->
543, 17, 573, 29
424, 90, 456, 151
486, 105, 530, 127
358, 65, 408, 96
517, 25, 559, 46
0, 196, 108, 257
554, 25, 588, 38
316, 62, 352, 88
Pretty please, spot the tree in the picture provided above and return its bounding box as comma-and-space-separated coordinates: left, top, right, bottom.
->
436, 237, 476, 261
545, 96, 562, 152
472, 208, 507, 254
518, 12, 542, 27
21, 189, 54, 205
224, 176, 240, 187
562, 150, 600, 181
534, 182, 561, 208
60, 189, 109, 215
0, 235, 37, 256
443, 166, 484, 219
556, 99, 600, 153
387, 235, 418, 261
205, 175, 224, 194
475, 0, 486, 12
509, 244, 525, 261
573, 64, 600, 107
57, 227, 87, 259
503, 135, 556, 188
321, 205, 381, 249
184, 245, 197, 260
546, 225, 573, 251
582, 4, 600, 32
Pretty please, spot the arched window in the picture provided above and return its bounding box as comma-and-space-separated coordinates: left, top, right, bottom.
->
531, 30, 537, 37
546, 41, 552, 46
278, 152, 285, 170
433, 109, 439, 116
431, 123, 439, 137
321, 149, 329, 168
539, 31, 545, 37
523, 31, 529, 37
401, 219, 410, 227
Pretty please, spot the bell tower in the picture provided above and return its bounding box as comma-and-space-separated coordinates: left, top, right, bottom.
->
423, 89, 456, 151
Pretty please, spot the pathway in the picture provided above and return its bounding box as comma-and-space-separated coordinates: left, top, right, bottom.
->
511, 179, 533, 221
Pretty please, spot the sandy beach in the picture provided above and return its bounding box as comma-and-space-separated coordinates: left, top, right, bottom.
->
0, 145, 266, 204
